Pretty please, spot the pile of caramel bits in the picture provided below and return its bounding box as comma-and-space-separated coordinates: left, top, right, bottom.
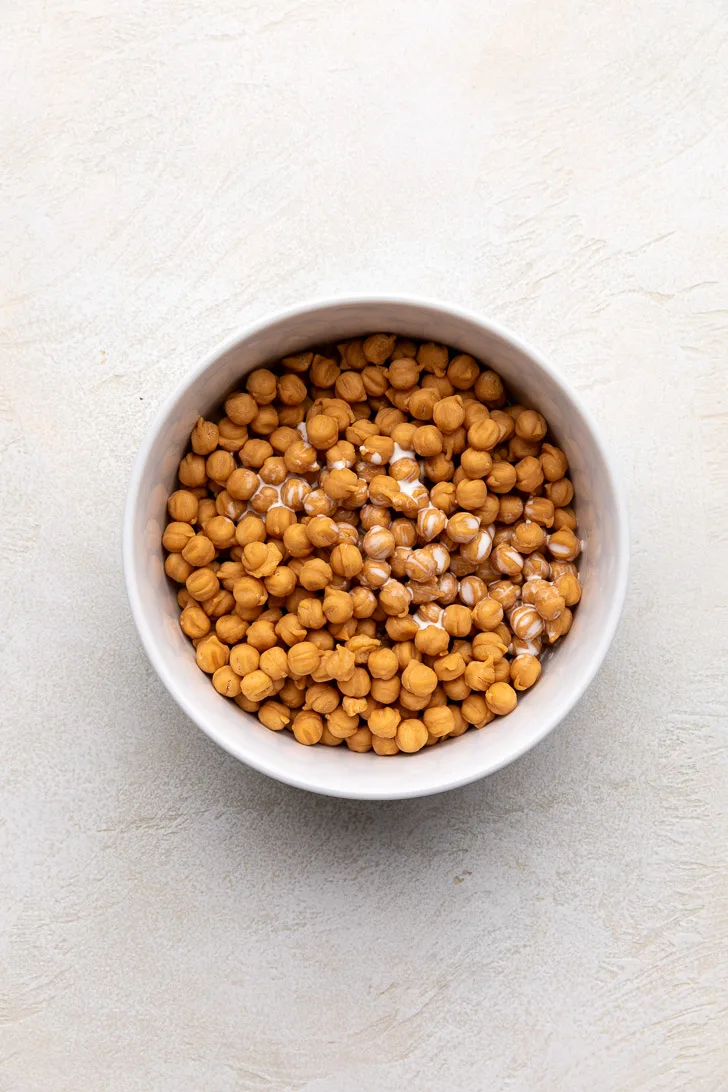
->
163, 335, 582, 755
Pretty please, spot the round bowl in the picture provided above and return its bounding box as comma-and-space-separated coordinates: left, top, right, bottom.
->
123, 297, 629, 799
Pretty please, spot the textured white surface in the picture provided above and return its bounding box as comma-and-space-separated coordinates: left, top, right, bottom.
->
2, 1, 727, 1088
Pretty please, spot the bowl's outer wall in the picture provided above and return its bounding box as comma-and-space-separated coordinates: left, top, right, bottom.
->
124, 299, 628, 798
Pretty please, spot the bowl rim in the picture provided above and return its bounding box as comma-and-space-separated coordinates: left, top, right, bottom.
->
122, 294, 630, 799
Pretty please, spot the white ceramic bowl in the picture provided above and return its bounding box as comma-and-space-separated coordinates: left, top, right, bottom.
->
123, 297, 629, 799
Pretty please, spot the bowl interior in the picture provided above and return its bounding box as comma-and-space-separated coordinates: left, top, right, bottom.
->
124, 299, 627, 799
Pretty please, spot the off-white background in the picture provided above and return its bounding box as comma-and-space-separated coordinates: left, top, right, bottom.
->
3, 1, 727, 1089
